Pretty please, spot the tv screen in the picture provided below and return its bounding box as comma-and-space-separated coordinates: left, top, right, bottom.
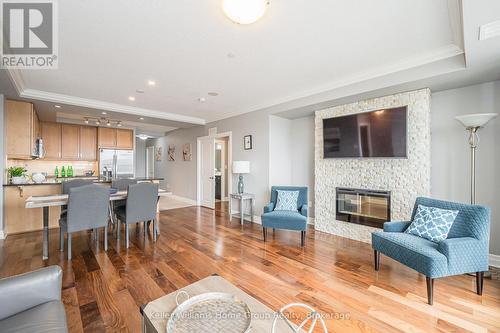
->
323, 106, 407, 158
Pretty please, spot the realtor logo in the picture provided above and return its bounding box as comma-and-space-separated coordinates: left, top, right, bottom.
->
1, 0, 58, 68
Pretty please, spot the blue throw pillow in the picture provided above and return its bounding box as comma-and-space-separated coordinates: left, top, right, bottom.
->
274, 190, 299, 211
405, 205, 459, 242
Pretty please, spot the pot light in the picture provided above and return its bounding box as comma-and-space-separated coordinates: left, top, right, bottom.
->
54, 104, 61, 108
96, 119, 101, 125
117, 121, 122, 127
128, 96, 136, 101
139, 117, 144, 120
137, 134, 149, 140
222, 0, 269, 25
106, 120, 111, 126
84, 118, 89, 124
101, 111, 107, 115
147, 80, 156, 86
198, 97, 206, 102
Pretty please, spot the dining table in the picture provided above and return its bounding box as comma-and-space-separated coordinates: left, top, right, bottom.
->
25, 189, 172, 260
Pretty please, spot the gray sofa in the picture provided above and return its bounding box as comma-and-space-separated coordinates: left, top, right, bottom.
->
0, 265, 68, 332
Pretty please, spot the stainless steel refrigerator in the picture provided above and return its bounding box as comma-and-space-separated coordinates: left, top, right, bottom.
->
99, 149, 134, 179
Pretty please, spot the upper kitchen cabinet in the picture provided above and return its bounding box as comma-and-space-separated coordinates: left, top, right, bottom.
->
98, 127, 116, 148
98, 128, 133, 149
5, 100, 40, 159
79, 126, 97, 160
41, 122, 61, 160
116, 129, 134, 149
61, 124, 80, 160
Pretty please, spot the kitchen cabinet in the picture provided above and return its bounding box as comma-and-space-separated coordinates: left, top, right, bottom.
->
98, 128, 133, 149
98, 127, 117, 148
4, 185, 61, 234
116, 128, 134, 149
61, 124, 80, 160
5, 100, 40, 159
41, 122, 62, 160
79, 126, 97, 160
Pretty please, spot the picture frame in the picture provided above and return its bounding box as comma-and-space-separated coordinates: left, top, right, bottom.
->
244, 135, 252, 150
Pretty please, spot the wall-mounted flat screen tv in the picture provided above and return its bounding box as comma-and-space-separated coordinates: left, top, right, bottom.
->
323, 106, 407, 158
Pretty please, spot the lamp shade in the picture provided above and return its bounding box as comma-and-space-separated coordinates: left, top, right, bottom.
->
455, 113, 498, 128
232, 161, 250, 174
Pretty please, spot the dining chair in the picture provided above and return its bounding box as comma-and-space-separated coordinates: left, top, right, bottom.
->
115, 183, 159, 248
111, 178, 138, 211
59, 184, 110, 260
60, 179, 94, 217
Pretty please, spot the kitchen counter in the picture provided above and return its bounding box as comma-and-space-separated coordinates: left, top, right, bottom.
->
3, 177, 164, 186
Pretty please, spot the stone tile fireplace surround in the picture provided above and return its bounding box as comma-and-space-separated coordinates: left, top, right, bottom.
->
314, 89, 431, 243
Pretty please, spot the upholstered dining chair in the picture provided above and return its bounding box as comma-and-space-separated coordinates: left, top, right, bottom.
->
372, 197, 490, 305
59, 184, 110, 260
60, 179, 93, 217
115, 182, 159, 248
261, 186, 308, 246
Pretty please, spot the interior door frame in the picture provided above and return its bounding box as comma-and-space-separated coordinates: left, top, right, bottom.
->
197, 131, 232, 206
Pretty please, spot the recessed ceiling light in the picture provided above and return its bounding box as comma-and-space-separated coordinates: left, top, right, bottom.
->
136, 89, 145, 94
198, 97, 206, 102
96, 119, 101, 125
106, 120, 111, 126
227, 52, 236, 58
101, 111, 107, 115
139, 117, 144, 120
54, 104, 61, 108
84, 118, 89, 124
222, 0, 268, 25
147, 80, 156, 86
208, 92, 219, 96
137, 134, 149, 140
128, 96, 136, 101
117, 121, 122, 127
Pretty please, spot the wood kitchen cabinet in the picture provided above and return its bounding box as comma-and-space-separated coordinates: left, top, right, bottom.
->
116, 128, 134, 149
98, 127, 117, 148
4, 185, 61, 234
98, 127, 133, 149
41, 122, 62, 160
5, 100, 40, 159
79, 126, 97, 160
61, 124, 80, 160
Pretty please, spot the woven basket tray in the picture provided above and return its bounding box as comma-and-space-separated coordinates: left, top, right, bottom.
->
166, 292, 252, 333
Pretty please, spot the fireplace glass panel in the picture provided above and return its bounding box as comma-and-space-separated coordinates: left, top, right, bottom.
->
336, 188, 391, 228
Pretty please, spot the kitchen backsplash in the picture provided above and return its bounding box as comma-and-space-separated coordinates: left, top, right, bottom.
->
7, 159, 98, 177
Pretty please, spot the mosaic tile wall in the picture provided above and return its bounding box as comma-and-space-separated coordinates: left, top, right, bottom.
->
314, 89, 431, 243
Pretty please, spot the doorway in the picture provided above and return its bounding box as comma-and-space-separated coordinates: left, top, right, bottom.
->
146, 146, 155, 178
197, 132, 232, 211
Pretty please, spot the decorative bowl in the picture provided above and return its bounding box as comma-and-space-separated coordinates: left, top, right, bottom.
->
32, 173, 46, 183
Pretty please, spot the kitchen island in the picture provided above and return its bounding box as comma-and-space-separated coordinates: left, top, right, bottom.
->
3, 177, 164, 235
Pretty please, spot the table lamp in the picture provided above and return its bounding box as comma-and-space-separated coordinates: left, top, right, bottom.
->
232, 161, 250, 194
455, 113, 497, 204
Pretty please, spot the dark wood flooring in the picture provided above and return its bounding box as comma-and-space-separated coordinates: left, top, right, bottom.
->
0, 206, 499, 332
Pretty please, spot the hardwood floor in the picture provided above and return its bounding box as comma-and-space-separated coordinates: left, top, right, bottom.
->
0, 206, 499, 332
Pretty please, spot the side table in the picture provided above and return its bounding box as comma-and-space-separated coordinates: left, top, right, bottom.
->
229, 193, 255, 224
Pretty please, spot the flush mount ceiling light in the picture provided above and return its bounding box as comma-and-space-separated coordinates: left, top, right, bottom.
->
54, 104, 61, 108
222, 0, 269, 25
137, 134, 149, 140
128, 96, 136, 101
147, 80, 156, 86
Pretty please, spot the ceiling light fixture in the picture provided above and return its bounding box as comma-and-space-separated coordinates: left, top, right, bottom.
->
117, 121, 122, 127
54, 104, 61, 108
222, 0, 269, 25
198, 97, 206, 102
137, 134, 149, 140
139, 117, 144, 120
128, 96, 136, 101
106, 120, 111, 126
95, 119, 101, 125
84, 118, 89, 124
101, 111, 107, 115
147, 80, 156, 86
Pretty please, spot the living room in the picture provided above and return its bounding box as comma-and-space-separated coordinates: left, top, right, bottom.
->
0, 1, 499, 332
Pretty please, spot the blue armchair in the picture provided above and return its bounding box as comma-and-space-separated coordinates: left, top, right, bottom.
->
261, 186, 308, 246
372, 197, 490, 305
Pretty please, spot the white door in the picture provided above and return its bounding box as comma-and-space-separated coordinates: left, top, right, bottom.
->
199, 137, 215, 209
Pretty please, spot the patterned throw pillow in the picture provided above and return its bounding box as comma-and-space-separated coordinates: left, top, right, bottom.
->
274, 190, 300, 211
405, 205, 459, 242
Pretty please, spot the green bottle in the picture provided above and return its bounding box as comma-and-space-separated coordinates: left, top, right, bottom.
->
69, 166, 73, 177
61, 166, 66, 178
54, 166, 59, 178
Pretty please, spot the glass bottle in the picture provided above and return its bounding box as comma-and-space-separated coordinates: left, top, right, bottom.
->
54, 166, 59, 178
61, 166, 66, 178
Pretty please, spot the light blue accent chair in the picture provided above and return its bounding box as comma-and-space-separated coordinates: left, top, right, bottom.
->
372, 197, 491, 305
261, 186, 308, 246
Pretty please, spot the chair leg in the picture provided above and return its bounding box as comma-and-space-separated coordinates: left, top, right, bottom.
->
476, 272, 484, 295
426, 277, 434, 305
374, 250, 380, 271
104, 226, 108, 251
153, 219, 158, 242
144, 221, 148, 241
117, 220, 121, 240
59, 228, 64, 252
300, 230, 306, 247
125, 224, 129, 249
263, 227, 267, 242
67, 233, 72, 261
95, 227, 99, 244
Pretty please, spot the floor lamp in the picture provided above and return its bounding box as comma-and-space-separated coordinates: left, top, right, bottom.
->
455, 113, 498, 204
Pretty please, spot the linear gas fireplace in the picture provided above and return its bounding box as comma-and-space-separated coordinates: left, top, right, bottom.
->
336, 187, 391, 228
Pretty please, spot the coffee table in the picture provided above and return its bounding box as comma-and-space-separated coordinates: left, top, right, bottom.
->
140, 274, 297, 332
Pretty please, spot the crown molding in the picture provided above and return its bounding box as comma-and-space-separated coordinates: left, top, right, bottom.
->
6, 68, 26, 95
208, 44, 465, 122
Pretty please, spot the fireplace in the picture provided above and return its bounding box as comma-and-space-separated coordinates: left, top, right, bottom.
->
336, 187, 391, 228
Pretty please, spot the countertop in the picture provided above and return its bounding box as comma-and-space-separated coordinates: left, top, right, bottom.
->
3, 177, 164, 186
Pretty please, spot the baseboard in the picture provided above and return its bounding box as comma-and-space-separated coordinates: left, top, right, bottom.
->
168, 195, 197, 205
490, 254, 500, 268
0, 230, 5, 240
230, 214, 314, 226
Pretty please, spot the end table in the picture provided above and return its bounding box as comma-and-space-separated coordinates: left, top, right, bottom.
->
229, 193, 255, 224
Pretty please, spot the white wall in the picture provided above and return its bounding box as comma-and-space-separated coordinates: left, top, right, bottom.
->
135, 137, 146, 178
269, 116, 292, 186
0, 95, 4, 238
432, 81, 500, 255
